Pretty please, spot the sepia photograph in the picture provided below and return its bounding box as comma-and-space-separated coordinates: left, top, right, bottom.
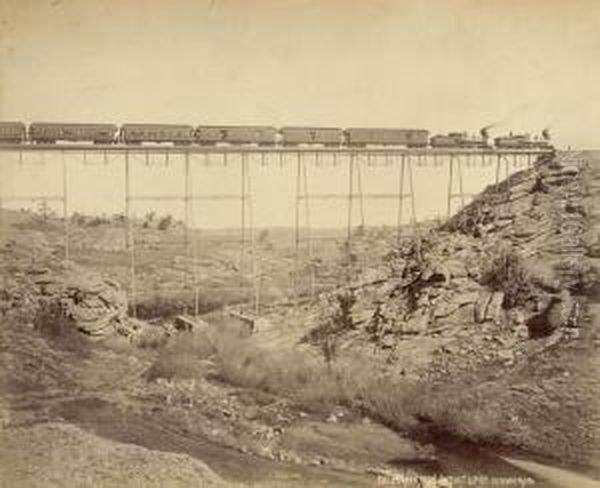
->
0, 0, 599, 486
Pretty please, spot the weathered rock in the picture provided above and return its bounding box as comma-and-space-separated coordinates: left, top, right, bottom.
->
433, 291, 479, 319
380, 334, 396, 348
402, 312, 430, 334
444, 259, 468, 278
474, 291, 504, 324
558, 165, 580, 177
59, 271, 128, 338
497, 349, 515, 363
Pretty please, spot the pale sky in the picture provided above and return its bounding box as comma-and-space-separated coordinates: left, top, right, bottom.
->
1, 0, 599, 147
0, 0, 599, 228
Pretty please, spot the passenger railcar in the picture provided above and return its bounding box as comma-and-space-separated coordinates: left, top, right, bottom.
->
120, 124, 194, 145
279, 126, 343, 146
344, 128, 429, 147
0, 122, 26, 143
195, 125, 277, 145
29, 123, 118, 144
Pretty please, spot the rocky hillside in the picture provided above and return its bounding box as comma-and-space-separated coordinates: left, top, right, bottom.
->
308, 152, 594, 346
445, 152, 593, 295
299, 151, 600, 468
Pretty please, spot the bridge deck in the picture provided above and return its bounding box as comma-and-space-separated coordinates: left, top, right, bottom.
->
0, 143, 552, 156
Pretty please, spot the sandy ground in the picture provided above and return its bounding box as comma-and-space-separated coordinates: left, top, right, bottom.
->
0, 422, 223, 488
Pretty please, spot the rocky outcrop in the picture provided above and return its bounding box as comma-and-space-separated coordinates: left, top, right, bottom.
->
444, 153, 592, 290
59, 271, 128, 337
0, 230, 142, 341
309, 153, 591, 351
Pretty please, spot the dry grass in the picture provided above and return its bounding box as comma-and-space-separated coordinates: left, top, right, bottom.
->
401, 385, 505, 442
32, 300, 91, 356
145, 330, 215, 381
211, 333, 326, 395
146, 323, 503, 443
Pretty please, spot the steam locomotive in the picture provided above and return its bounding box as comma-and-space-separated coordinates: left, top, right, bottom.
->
0, 121, 553, 150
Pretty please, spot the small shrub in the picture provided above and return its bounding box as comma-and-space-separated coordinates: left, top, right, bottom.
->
86, 216, 106, 227
33, 200, 56, 224
157, 215, 173, 231
567, 261, 600, 297
366, 304, 387, 342
480, 246, 533, 308
112, 213, 126, 225
302, 289, 357, 368
70, 212, 87, 226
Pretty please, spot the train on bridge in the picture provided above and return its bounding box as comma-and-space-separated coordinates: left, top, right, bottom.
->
0, 122, 553, 150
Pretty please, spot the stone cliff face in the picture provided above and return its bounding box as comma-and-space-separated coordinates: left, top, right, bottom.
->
309, 152, 594, 357
444, 153, 592, 294
298, 152, 600, 465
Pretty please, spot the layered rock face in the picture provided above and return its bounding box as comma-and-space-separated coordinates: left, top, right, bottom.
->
57, 271, 128, 337
1, 230, 137, 340
321, 153, 593, 348
444, 153, 592, 294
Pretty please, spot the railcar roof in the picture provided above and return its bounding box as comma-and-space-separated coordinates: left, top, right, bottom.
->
29, 122, 118, 127
280, 126, 342, 130
121, 123, 193, 128
345, 127, 429, 132
196, 125, 276, 129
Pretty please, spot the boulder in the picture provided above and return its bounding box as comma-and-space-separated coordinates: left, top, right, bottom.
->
61, 274, 128, 338
444, 303, 476, 325
444, 259, 468, 279
380, 334, 396, 348
433, 291, 479, 319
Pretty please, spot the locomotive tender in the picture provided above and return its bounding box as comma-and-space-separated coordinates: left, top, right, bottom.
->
0, 121, 553, 150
